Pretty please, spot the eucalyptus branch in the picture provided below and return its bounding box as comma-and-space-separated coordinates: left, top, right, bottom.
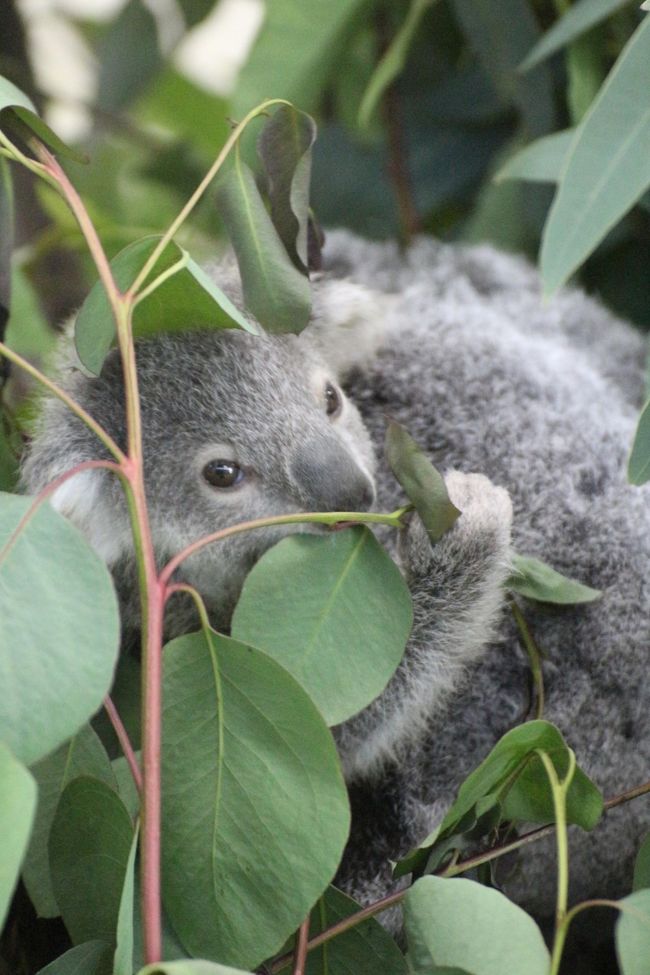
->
127, 97, 293, 297
0, 129, 52, 182
104, 695, 143, 793
0, 341, 125, 461
159, 508, 409, 586
509, 597, 545, 719
292, 917, 311, 975
133, 253, 189, 306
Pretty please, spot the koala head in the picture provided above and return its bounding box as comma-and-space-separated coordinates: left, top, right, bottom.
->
22, 292, 380, 632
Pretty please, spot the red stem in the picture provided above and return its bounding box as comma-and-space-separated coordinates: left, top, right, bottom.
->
291, 918, 310, 975
104, 695, 142, 793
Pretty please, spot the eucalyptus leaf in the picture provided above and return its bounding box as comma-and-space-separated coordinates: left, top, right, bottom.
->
404, 876, 550, 975
0, 743, 37, 929
97, 0, 162, 113
215, 156, 312, 333
49, 777, 134, 946
358, 0, 437, 129
519, 0, 633, 72
161, 630, 350, 969
506, 553, 601, 604
628, 398, 650, 485
616, 888, 650, 975
232, 526, 413, 725
75, 236, 256, 375
0, 75, 85, 162
113, 824, 139, 975
23, 724, 116, 918
385, 422, 460, 542
36, 941, 113, 975
0, 494, 120, 766
138, 963, 253, 975
496, 130, 574, 184
540, 15, 650, 293
633, 833, 650, 891
0, 156, 13, 344
257, 105, 316, 271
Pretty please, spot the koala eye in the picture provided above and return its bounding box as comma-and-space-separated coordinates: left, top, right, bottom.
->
202, 460, 245, 489
325, 382, 342, 418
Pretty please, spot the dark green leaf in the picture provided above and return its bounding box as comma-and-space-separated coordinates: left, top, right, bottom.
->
519, 0, 633, 72
36, 941, 112, 975
0, 75, 85, 162
232, 0, 370, 118
75, 236, 256, 375
161, 631, 350, 969
215, 156, 312, 333
257, 105, 316, 271
49, 777, 134, 946
0, 156, 13, 342
0, 415, 18, 492
111, 754, 141, 822
176, 0, 216, 28
134, 68, 228, 155
501, 753, 603, 828
616, 888, 650, 975
0, 743, 37, 929
633, 833, 650, 891
97, 0, 162, 113
496, 130, 574, 184
628, 398, 650, 485
23, 724, 116, 918
113, 824, 139, 975
540, 16, 650, 293
232, 527, 413, 725
385, 422, 460, 542
5, 264, 56, 366
507, 553, 601, 604
405, 876, 550, 975
0, 494, 120, 766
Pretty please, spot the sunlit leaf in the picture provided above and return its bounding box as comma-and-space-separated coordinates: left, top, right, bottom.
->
519, 0, 633, 72
161, 630, 349, 969
75, 236, 256, 375
257, 105, 316, 271
385, 421, 460, 541
506, 553, 601, 604
540, 16, 650, 293
0, 743, 36, 929
0, 494, 120, 766
232, 527, 413, 725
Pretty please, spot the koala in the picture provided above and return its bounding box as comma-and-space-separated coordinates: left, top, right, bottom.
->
21, 230, 650, 938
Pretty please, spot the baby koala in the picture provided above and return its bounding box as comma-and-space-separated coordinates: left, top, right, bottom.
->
21, 230, 649, 932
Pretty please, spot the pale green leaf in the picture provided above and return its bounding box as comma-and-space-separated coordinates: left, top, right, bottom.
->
540, 16, 650, 293
231, 527, 413, 725
616, 888, 650, 975
496, 129, 574, 184
36, 941, 112, 975
506, 553, 601, 604
520, 0, 633, 72
0, 743, 37, 929
138, 963, 253, 975
633, 833, 650, 891
628, 398, 650, 484
161, 630, 350, 969
0, 74, 85, 161
0, 494, 120, 766
113, 824, 139, 975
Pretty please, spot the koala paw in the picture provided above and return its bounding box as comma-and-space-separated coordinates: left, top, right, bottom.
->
399, 470, 513, 578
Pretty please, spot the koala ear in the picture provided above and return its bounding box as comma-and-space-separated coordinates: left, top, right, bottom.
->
50, 469, 131, 567
301, 277, 395, 378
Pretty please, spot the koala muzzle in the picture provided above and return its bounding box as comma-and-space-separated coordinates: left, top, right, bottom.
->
291, 443, 375, 513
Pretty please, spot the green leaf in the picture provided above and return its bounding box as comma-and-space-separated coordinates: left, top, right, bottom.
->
111, 754, 141, 822
301, 886, 407, 975
633, 833, 650, 891
97, 0, 162, 112
405, 876, 550, 975
257, 105, 316, 271
0, 494, 120, 766
358, 0, 437, 129
134, 68, 229, 156
0, 743, 37, 929
519, 0, 633, 72
75, 236, 256, 375
138, 963, 254, 975
36, 941, 112, 975
0, 75, 85, 162
385, 422, 460, 542
113, 824, 139, 975
496, 129, 574, 184
232, 526, 413, 725
616, 888, 650, 975
396, 721, 603, 876
23, 724, 116, 918
540, 15, 650, 293
628, 398, 650, 485
215, 155, 312, 333
232, 0, 370, 118
5, 263, 56, 366
176, 0, 216, 28
0, 414, 18, 492
49, 777, 134, 946
161, 630, 350, 969
0, 156, 13, 337
506, 553, 601, 604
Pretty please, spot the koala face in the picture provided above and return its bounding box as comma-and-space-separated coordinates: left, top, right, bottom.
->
23, 326, 377, 631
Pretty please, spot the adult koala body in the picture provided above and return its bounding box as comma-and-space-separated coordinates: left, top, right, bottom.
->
22, 230, 650, 930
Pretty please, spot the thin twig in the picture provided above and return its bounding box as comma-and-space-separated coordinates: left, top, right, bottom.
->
509, 596, 545, 718
104, 695, 143, 793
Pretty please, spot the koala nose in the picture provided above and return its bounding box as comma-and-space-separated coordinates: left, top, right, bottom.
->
291, 444, 375, 513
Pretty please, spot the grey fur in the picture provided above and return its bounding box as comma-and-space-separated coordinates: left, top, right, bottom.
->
22, 230, 650, 929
